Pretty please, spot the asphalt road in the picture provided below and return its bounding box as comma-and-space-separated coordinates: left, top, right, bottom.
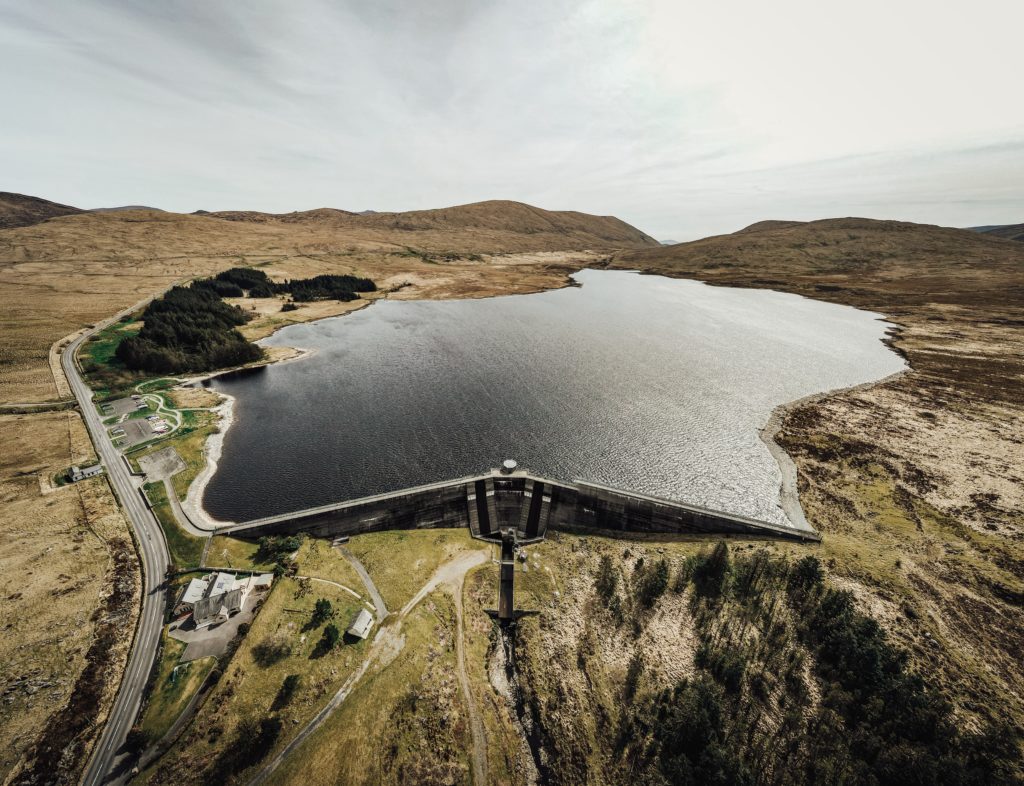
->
64, 305, 171, 786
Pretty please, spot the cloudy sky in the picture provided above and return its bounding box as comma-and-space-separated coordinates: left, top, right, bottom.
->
1, 0, 1021, 240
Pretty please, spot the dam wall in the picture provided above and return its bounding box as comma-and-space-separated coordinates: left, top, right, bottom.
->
220, 469, 819, 543
222, 473, 485, 539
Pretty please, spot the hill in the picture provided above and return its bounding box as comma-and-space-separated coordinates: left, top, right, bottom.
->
611, 216, 1024, 772
206, 199, 659, 251
0, 191, 83, 229
89, 205, 165, 213
617, 217, 1023, 328
735, 219, 805, 234
972, 222, 1024, 242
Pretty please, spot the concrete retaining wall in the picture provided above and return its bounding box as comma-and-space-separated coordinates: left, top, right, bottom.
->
220, 470, 819, 543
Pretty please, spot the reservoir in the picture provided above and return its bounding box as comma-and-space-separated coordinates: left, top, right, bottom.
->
203, 270, 905, 526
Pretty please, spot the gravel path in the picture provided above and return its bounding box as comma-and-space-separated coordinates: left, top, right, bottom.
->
338, 546, 388, 620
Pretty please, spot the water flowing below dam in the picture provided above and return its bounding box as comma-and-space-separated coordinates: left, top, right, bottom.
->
203, 270, 906, 526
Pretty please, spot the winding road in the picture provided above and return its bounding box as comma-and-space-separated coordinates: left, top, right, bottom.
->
62, 303, 172, 786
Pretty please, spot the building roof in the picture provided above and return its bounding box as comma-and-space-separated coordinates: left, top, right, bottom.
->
179, 577, 210, 606
192, 594, 220, 626
208, 572, 235, 597
347, 608, 374, 639
221, 588, 244, 613
347, 609, 374, 638
193, 588, 244, 627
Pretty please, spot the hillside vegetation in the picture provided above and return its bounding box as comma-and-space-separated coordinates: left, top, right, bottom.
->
974, 222, 1024, 243
610, 217, 1024, 779
205, 199, 660, 249
0, 191, 84, 230
507, 536, 1018, 786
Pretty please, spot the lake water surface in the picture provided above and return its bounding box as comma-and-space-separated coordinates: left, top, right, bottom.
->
203, 270, 905, 526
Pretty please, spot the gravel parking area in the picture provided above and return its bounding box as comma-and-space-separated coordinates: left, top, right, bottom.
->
170, 594, 259, 662
138, 446, 186, 479
107, 418, 156, 448
98, 396, 148, 417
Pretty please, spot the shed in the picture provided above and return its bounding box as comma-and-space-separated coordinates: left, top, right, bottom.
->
69, 464, 103, 482
346, 608, 374, 640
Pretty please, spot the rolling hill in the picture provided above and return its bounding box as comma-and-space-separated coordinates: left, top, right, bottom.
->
206, 199, 659, 250
0, 191, 83, 229
616, 216, 1023, 313
972, 222, 1024, 242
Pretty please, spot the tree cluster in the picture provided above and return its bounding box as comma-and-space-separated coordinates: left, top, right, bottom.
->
614, 546, 1020, 786
115, 284, 262, 373
213, 716, 283, 776
311, 598, 334, 626
114, 266, 376, 375
195, 266, 377, 302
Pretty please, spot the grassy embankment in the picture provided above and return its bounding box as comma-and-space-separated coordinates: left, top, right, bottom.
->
79, 316, 145, 399
137, 632, 216, 742
270, 590, 474, 786
0, 412, 140, 784
345, 528, 480, 610
142, 482, 204, 569
205, 536, 362, 588
137, 576, 369, 784
455, 532, 1020, 785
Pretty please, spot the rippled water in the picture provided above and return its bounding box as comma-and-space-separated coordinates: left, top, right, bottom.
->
203, 270, 905, 525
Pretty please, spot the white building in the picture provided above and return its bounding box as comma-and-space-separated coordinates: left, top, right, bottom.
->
68, 464, 103, 482
174, 571, 274, 629
346, 608, 374, 640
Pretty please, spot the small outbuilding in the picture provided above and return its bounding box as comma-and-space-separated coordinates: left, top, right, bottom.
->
346, 608, 374, 640
68, 464, 103, 482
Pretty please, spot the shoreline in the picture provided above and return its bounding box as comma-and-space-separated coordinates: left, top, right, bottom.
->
181, 353, 317, 530
182, 389, 235, 529
186, 306, 379, 528
759, 362, 910, 534
189, 278, 910, 538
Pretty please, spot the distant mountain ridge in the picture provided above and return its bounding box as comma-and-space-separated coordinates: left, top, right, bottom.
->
614, 217, 1024, 329
621, 216, 1024, 272
204, 199, 659, 249
89, 205, 165, 213
0, 192, 659, 254
0, 191, 84, 229
970, 222, 1024, 242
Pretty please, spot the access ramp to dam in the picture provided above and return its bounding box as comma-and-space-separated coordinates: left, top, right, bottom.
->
218, 466, 820, 544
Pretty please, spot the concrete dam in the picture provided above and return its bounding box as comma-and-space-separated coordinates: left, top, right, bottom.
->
218, 462, 820, 545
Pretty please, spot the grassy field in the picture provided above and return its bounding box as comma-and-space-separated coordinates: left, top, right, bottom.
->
0, 412, 140, 783
293, 538, 364, 593
138, 632, 215, 743
143, 481, 204, 569
80, 317, 145, 399
129, 408, 218, 502
205, 535, 274, 571
138, 577, 370, 784
345, 528, 480, 611
269, 590, 473, 786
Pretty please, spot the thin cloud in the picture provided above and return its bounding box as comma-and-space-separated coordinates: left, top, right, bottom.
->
0, 0, 1020, 239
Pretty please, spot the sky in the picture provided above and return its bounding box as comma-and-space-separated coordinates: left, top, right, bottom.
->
1, 0, 1022, 240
